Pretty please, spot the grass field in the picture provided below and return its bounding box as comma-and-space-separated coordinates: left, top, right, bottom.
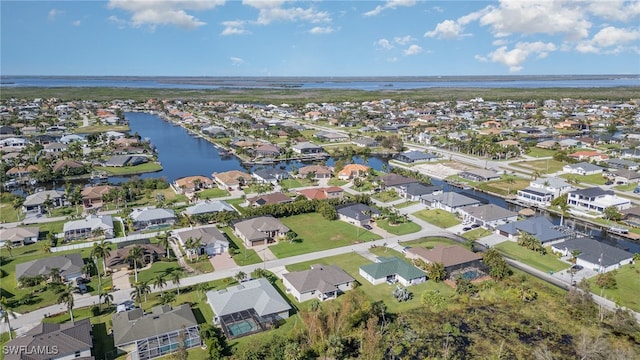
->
412, 209, 461, 228
588, 265, 640, 312
198, 188, 230, 199
375, 219, 421, 235
478, 177, 530, 196
399, 236, 459, 248
394, 201, 419, 209
218, 226, 261, 266
269, 213, 381, 258
494, 241, 570, 273
462, 228, 494, 241
94, 163, 163, 176
512, 159, 566, 174
327, 179, 349, 186
279, 178, 315, 189
560, 173, 608, 186
129, 260, 182, 285
0, 202, 21, 223
371, 190, 401, 203
526, 148, 557, 158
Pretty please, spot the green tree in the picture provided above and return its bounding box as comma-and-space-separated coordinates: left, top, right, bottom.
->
170, 269, 184, 295
421, 290, 448, 311
127, 245, 144, 283
235, 271, 247, 283
0, 297, 17, 340
153, 274, 167, 296
424, 262, 447, 282
57, 284, 76, 322
603, 206, 622, 221
156, 232, 172, 259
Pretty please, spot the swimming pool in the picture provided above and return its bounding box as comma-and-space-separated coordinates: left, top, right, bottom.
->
226, 319, 259, 337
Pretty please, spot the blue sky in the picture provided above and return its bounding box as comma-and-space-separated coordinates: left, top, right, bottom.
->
2, 0, 639, 76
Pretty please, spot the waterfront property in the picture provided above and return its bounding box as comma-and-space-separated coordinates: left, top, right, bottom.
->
459, 204, 518, 229
130, 208, 176, 231
112, 305, 201, 360
566, 187, 632, 216
15, 253, 84, 284
0, 226, 39, 247
173, 226, 229, 257
359, 256, 427, 286
103, 155, 149, 167
172, 175, 213, 193
397, 183, 440, 201
496, 217, 568, 245
298, 164, 333, 179
528, 177, 573, 198
393, 150, 439, 164
81, 184, 115, 209
105, 244, 164, 272
551, 237, 633, 273
282, 264, 355, 302
232, 215, 290, 247
337, 164, 371, 180
206, 278, 291, 338
516, 187, 555, 207
420, 192, 482, 214
337, 203, 380, 226
458, 169, 500, 182
213, 170, 253, 189
4, 319, 93, 360
292, 142, 323, 154
63, 214, 114, 241
252, 168, 289, 184
377, 173, 419, 190
22, 189, 65, 214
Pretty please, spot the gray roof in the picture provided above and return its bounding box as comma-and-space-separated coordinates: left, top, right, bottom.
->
0, 226, 39, 242
519, 187, 553, 196
206, 278, 291, 318
496, 217, 567, 243
531, 177, 571, 188
604, 158, 638, 168
337, 203, 380, 220
461, 204, 518, 221
360, 257, 426, 281
282, 265, 354, 294
459, 169, 500, 180
292, 142, 322, 150
176, 226, 228, 246
554, 238, 633, 267
112, 304, 198, 346
395, 150, 438, 161
233, 216, 289, 241
23, 190, 65, 207
421, 192, 482, 208
569, 187, 614, 198
378, 173, 418, 187
564, 162, 604, 172
15, 253, 84, 280
253, 168, 289, 180
403, 183, 439, 197
63, 215, 113, 233
5, 319, 92, 360
184, 200, 235, 216
612, 169, 640, 180
130, 207, 176, 222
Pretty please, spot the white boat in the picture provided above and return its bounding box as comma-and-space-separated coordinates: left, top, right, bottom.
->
608, 226, 629, 235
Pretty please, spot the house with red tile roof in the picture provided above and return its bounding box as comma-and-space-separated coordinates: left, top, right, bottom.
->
297, 187, 344, 200
337, 164, 370, 180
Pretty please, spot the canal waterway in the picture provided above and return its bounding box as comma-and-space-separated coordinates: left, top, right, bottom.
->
105, 112, 640, 254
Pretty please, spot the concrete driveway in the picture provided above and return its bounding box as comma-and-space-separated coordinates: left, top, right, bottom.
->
210, 253, 237, 271
111, 268, 132, 290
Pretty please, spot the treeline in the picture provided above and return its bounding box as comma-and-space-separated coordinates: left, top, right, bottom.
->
242, 194, 371, 220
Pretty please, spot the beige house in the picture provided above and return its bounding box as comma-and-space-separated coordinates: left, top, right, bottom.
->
233, 216, 289, 247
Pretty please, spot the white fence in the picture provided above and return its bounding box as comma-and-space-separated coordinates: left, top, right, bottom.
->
51, 232, 161, 252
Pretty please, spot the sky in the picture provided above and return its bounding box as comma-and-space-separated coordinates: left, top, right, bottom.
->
1, 0, 640, 77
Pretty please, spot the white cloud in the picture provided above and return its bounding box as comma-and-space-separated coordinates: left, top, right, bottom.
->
72, 20, 81, 26
230, 57, 245, 66
48, 9, 63, 21
221, 20, 250, 35
592, 26, 640, 47
424, 20, 465, 39
108, 15, 127, 29
364, 0, 416, 17
242, 2, 330, 25
403, 44, 423, 56
309, 26, 334, 34
107, 0, 225, 29
484, 41, 556, 72
242, 0, 285, 9
394, 35, 414, 45
586, 0, 640, 22
375, 38, 394, 50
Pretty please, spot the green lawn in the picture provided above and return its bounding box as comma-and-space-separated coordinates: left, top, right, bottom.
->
375, 219, 421, 235
285, 253, 455, 313
560, 173, 608, 186
186, 258, 214, 274
462, 228, 494, 241
399, 236, 459, 248
477, 177, 530, 196
327, 179, 349, 186
198, 188, 230, 199
511, 159, 566, 174
94, 162, 163, 176
371, 190, 401, 202
129, 260, 182, 285
494, 241, 570, 273
613, 183, 638, 192
0, 202, 21, 223
394, 201, 419, 209
279, 178, 315, 189
219, 227, 262, 266
270, 213, 381, 258
412, 209, 461, 228
588, 264, 640, 312
526, 148, 557, 158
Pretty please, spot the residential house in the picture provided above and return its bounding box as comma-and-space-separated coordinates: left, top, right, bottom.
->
337, 203, 380, 226
314, 131, 349, 142
377, 173, 418, 191
63, 215, 114, 241
620, 148, 640, 159
103, 155, 148, 167
337, 164, 371, 180
59, 134, 85, 144
404, 245, 483, 275
130, 208, 176, 231
22, 190, 65, 214
551, 237, 633, 273
420, 192, 482, 213
529, 177, 573, 198
562, 162, 605, 176
112, 305, 201, 360
569, 150, 608, 162
609, 169, 640, 184
174, 226, 229, 257
81, 185, 115, 209
252, 168, 289, 185
232, 216, 290, 247
4, 319, 93, 360
536, 140, 558, 149
0, 137, 28, 149
567, 187, 632, 215
206, 278, 291, 338
173, 176, 213, 193
603, 158, 639, 171
621, 207, 640, 226
247, 192, 292, 207
105, 244, 164, 272
459, 204, 518, 229
398, 183, 441, 201
298, 165, 333, 179
458, 169, 500, 182
213, 170, 252, 189
297, 186, 344, 200
282, 264, 355, 302
254, 144, 281, 158
0, 227, 39, 247
496, 217, 568, 245
15, 253, 84, 283
292, 142, 323, 154
6, 165, 39, 178
43, 142, 67, 154
183, 200, 236, 217
351, 138, 379, 148
359, 257, 427, 286
516, 187, 555, 207
393, 151, 439, 164
52, 160, 84, 174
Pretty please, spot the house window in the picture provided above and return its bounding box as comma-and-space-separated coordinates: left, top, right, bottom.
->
75, 351, 81, 358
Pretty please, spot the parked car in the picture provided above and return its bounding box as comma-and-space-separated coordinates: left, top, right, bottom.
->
363, 224, 373, 230
570, 264, 583, 273
634, 186, 640, 193
462, 227, 472, 231
471, 224, 480, 228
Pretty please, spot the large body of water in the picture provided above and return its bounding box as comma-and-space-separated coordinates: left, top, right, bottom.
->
2, 75, 639, 90
116, 112, 639, 253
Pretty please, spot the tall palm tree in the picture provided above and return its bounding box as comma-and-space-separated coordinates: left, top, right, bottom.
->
91, 240, 112, 277
3, 242, 12, 257
558, 202, 571, 226
100, 292, 114, 310
49, 268, 62, 284
156, 232, 171, 259
235, 271, 246, 283
0, 297, 16, 340
42, 242, 51, 254
153, 275, 166, 297
170, 269, 183, 295
57, 284, 76, 322
127, 245, 144, 283
130, 281, 151, 306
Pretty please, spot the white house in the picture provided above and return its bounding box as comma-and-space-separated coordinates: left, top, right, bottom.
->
562, 162, 605, 176
459, 204, 518, 229
551, 238, 633, 273
359, 257, 427, 286
567, 187, 632, 216
282, 265, 355, 302
529, 177, 573, 198
63, 214, 114, 241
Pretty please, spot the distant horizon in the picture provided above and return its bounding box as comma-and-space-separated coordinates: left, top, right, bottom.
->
3, 74, 639, 79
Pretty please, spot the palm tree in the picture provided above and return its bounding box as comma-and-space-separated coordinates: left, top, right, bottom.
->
153, 275, 166, 297
100, 292, 114, 310
127, 245, 144, 283
505, 177, 516, 196
91, 240, 112, 277
558, 202, 571, 226
49, 268, 63, 284
42, 242, 51, 254
92, 227, 105, 239
3, 242, 12, 257
235, 271, 246, 283
531, 170, 542, 180
156, 232, 171, 259
0, 297, 16, 340
57, 284, 76, 322
170, 269, 183, 295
